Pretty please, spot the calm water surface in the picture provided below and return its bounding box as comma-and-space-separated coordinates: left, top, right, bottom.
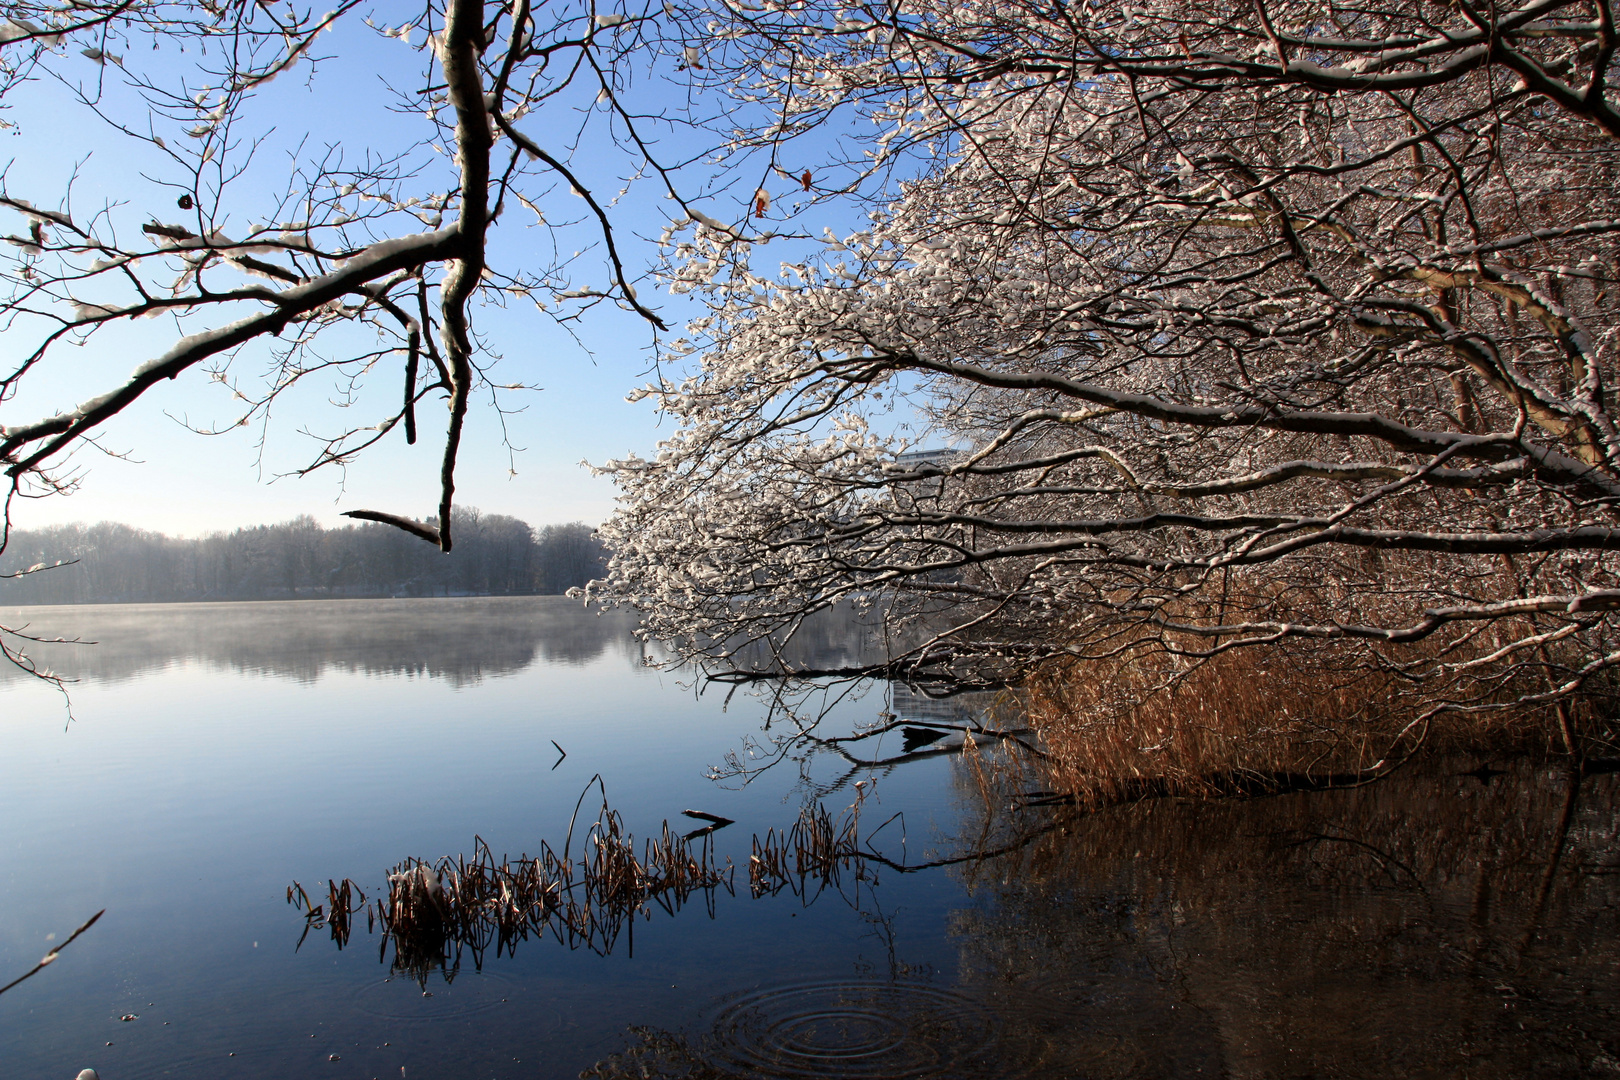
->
1, 598, 1616, 1079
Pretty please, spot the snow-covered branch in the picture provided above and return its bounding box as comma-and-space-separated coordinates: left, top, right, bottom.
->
593, 0, 1620, 726
0, 0, 708, 557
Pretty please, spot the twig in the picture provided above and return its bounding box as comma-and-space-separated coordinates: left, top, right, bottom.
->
0, 909, 104, 997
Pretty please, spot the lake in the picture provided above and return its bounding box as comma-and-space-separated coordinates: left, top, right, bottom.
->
1, 598, 1617, 1079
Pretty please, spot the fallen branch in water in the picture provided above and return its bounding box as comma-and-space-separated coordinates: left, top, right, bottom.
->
0, 909, 104, 998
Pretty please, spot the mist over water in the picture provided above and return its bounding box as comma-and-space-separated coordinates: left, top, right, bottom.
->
1, 599, 1615, 1079
0, 597, 643, 685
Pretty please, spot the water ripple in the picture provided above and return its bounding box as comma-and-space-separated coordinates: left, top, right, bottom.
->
695, 980, 1002, 1079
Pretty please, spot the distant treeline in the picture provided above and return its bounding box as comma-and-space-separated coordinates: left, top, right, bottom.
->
0, 510, 607, 604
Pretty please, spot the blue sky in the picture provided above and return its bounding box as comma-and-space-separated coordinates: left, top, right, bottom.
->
0, 11, 728, 537
0, 6, 935, 542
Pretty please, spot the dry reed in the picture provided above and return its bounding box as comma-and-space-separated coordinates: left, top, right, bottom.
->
748, 799, 867, 898
287, 878, 366, 950
1024, 622, 1616, 807
289, 782, 737, 981
291, 779, 926, 977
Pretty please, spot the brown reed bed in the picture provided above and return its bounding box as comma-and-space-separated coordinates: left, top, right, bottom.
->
1022, 620, 1619, 809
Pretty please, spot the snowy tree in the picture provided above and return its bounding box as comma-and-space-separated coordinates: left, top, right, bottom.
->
593, 0, 1620, 737
0, 0, 736, 675
0, 0, 757, 549
4, 0, 1620, 739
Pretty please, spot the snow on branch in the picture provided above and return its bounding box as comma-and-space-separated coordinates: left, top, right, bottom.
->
589, 0, 1620, 728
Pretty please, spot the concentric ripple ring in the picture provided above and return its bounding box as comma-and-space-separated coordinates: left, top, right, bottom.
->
697, 980, 1002, 1079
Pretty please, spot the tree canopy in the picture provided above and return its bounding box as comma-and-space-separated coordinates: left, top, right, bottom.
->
0, 0, 704, 550
2, 0, 1619, 733
588, 0, 1620, 734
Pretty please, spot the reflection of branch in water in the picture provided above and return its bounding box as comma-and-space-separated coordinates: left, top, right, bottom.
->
711, 680, 1031, 801
580, 761, 1620, 1080
1520, 765, 1584, 955
796, 729, 1043, 806
850, 886, 939, 984
747, 785, 1064, 901
680, 809, 735, 842
818, 715, 1040, 755
1282, 831, 1427, 888
708, 675, 883, 788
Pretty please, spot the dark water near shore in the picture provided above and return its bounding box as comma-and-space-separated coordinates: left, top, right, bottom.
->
1, 598, 1617, 1079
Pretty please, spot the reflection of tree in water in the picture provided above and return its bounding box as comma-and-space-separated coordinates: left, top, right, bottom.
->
0, 597, 640, 686
643, 602, 901, 678
582, 759, 1619, 1080
949, 759, 1620, 1080
704, 676, 1020, 800
889, 683, 994, 728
